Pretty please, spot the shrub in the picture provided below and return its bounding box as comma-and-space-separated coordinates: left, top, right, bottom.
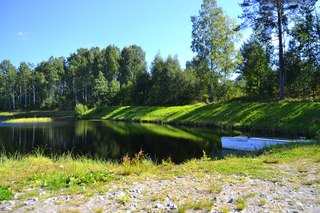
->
75, 103, 88, 116
40, 98, 58, 109
0, 187, 14, 201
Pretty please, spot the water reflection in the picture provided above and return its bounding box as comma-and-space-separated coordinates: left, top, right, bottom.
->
0, 120, 246, 163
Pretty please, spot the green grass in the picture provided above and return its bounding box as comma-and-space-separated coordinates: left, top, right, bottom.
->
0, 110, 75, 119
82, 101, 320, 135
0, 186, 14, 201
5, 117, 52, 123
0, 143, 319, 200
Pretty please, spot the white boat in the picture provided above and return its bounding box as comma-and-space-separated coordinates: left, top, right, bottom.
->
221, 136, 310, 151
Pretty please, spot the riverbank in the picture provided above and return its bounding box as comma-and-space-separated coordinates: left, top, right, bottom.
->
82, 101, 320, 136
0, 110, 75, 120
1, 143, 319, 212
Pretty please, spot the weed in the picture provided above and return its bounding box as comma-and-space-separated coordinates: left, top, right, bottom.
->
209, 179, 223, 194
64, 209, 81, 213
0, 186, 14, 201
92, 206, 104, 213
150, 193, 167, 202
257, 198, 267, 206
220, 205, 232, 213
272, 196, 284, 200
301, 179, 319, 186
263, 156, 280, 164
235, 197, 247, 211
17, 190, 40, 200
295, 163, 309, 173
117, 195, 130, 204
179, 200, 214, 212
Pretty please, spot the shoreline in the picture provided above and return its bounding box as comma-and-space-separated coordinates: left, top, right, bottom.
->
0, 144, 319, 212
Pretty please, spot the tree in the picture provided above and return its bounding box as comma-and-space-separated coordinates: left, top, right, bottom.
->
92, 71, 108, 105
18, 62, 32, 108
119, 46, 147, 88
149, 55, 184, 105
238, 36, 274, 98
191, 0, 240, 102
186, 57, 210, 102
103, 45, 120, 84
0, 60, 17, 109
240, 0, 318, 100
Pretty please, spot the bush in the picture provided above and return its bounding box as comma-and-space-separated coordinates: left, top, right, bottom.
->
75, 103, 88, 116
40, 98, 58, 109
0, 187, 14, 201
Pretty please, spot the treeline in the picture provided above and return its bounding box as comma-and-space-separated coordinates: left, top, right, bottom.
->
0, 1, 320, 110
0, 45, 214, 110
238, 0, 320, 100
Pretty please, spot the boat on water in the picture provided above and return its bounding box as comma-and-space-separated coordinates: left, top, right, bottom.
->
221, 136, 311, 151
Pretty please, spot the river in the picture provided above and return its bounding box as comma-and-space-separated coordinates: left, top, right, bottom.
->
0, 119, 295, 163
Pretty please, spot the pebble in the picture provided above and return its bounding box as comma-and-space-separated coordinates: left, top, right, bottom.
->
227, 198, 234, 204
23, 197, 38, 206
154, 203, 163, 208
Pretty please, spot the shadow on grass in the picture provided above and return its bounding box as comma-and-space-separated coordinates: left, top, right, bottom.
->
83, 102, 320, 136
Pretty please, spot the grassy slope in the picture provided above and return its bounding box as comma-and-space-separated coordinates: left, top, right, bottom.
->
82, 102, 320, 135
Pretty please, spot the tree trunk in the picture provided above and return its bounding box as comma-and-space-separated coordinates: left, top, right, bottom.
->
11, 91, 15, 110
32, 84, 36, 107
209, 71, 214, 102
277, 0, 285, 100
315, 10, 320, 44
85, 85, 88, 104
24, 88, 27, 107
73, 76, 78, 106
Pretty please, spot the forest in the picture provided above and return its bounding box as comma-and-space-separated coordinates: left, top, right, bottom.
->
0, 0, 319, 110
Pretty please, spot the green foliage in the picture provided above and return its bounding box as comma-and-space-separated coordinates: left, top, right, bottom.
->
238, 36, 275, 99
75, 103, 88, 116
0, 186, 14, 201
41, 98, 58, 109
41, 172, 119, 190
191, 0, 241, 102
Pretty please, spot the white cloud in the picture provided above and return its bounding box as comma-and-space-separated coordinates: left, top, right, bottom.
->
17, 31, 29, 40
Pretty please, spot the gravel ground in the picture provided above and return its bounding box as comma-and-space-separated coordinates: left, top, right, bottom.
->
1, 160, 319, 212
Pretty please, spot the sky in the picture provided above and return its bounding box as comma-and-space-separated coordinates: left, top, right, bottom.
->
0, 0, 245, 70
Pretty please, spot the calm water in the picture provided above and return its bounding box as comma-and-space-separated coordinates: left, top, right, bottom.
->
0, 120, 292, 163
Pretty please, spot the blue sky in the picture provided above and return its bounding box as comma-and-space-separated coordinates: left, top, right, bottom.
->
1, 0, 244, 69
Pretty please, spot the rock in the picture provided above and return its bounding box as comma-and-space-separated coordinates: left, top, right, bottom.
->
259, 193, 267, 198
167, 203, 177, 210
117, 191, 126, 198
1, 206, 12, 211
170, 204, 178, 210
130, 205, 137, 211
227, 198, 234, 204
154, 203, 163, 208
296, 202, 304, 211
97, 195, 104, 201
23, 197, 39, 206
